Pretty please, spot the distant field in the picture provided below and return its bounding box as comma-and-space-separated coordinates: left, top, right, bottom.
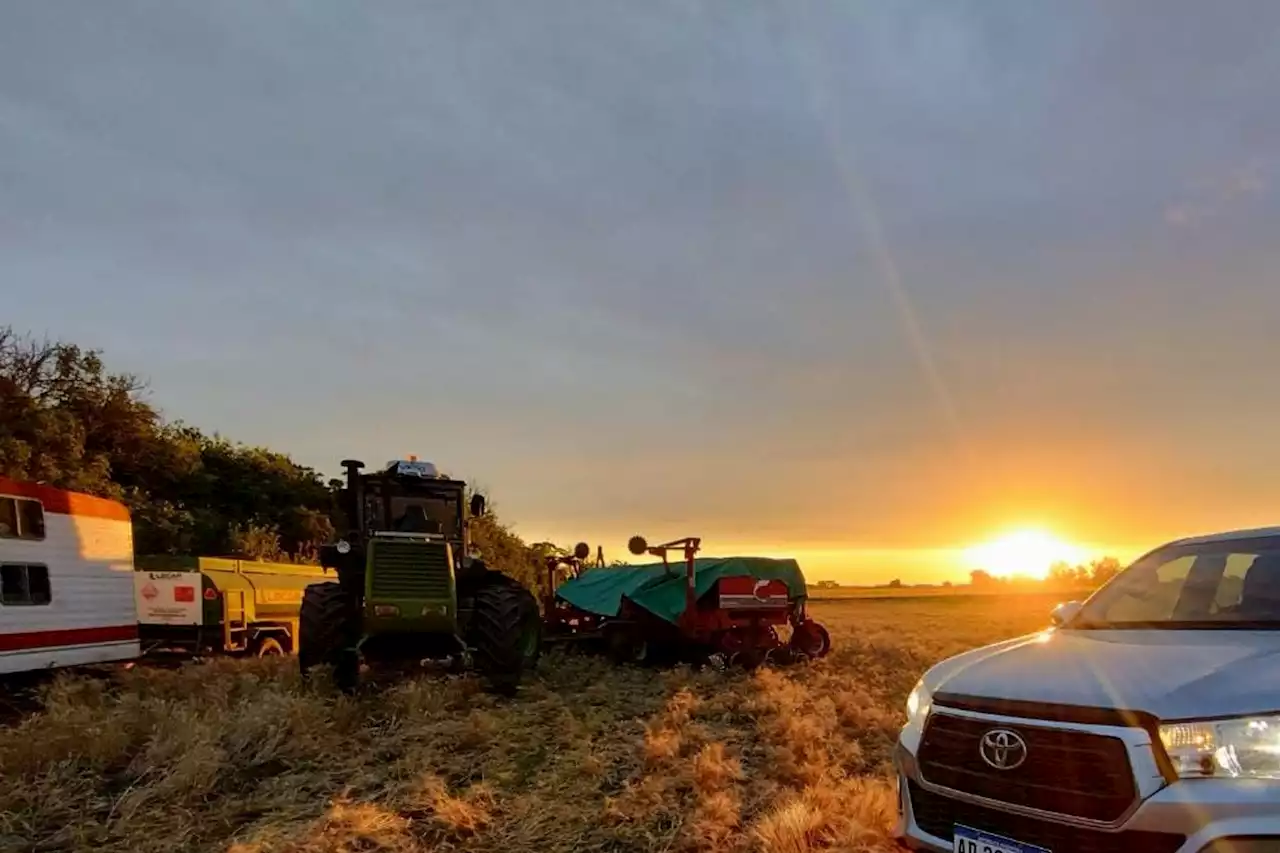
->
0, 596, 1062, 853
809, 583, 1095, 601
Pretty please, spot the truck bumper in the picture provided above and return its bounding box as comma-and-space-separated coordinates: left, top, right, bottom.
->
896, 727, 1280, 853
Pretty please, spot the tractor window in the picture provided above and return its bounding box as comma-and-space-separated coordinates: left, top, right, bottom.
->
389, 496, 459, 538
1, 563, 51, 605
0, 497, 45, 540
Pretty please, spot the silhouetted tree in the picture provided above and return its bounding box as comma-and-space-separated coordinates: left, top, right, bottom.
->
969, 569, 999, 588
0, 326, 540, 568
1090, 557, 1122, 585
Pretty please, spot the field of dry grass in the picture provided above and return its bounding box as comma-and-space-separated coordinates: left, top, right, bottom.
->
0, 594, 1067, 853
808, 585, 1094, 601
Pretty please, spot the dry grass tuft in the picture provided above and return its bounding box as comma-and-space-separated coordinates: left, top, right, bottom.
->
0, 595, 1061, 853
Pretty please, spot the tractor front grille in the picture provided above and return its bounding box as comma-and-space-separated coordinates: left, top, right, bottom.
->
369, 540, 452, 599
917, 711, 1137, 823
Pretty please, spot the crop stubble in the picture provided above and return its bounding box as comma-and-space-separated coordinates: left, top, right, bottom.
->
0, 593, 1066, 853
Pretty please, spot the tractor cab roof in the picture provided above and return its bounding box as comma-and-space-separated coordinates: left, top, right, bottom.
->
383, 459, 444, 478
361, 460, 466, 490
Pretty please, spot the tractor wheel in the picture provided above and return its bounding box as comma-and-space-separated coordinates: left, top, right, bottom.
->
790, 620, 831, 659
495, 574, 543, 672
299, 582, 361, 693
466, 575, 541, 696
606, 628, 648, 665
254, 636, 286, 657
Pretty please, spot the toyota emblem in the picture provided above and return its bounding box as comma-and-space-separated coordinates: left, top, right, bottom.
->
979, 728, 1028, 770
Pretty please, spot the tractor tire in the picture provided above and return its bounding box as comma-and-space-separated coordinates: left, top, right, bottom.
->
518, 588, 543, 672
299, 582, 361, 693
465, 574, 541, 696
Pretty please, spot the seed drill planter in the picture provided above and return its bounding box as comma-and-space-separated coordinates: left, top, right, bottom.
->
543, 535, 831, 667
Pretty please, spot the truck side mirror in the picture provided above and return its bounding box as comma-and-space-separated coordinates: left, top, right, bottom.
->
470, 494, 487, 517
573, 541, 590, 560
1051, 601, 1082, 627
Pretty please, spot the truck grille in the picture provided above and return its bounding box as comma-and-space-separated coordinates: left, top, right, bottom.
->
917, 712, 1136, 822
907, 781, 1184, 853
369, 540, 452, 599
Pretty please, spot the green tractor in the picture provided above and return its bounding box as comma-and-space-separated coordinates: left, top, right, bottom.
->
299, 458, 541, 695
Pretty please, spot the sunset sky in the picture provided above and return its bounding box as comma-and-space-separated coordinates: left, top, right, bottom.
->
4, 2, 1279, 583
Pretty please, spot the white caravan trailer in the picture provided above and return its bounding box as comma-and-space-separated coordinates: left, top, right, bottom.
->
0, 477, 140, 675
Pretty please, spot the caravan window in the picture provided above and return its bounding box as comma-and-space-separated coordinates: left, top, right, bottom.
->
0, 497, 46, 540
1, 564, 51, 605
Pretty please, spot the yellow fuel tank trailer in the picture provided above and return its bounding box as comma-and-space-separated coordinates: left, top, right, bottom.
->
134, 556, 329, 657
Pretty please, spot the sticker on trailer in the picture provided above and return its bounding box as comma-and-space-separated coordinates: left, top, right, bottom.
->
719, 577, 791, 609
134, 571, 204, 625
259, 589, 303, 605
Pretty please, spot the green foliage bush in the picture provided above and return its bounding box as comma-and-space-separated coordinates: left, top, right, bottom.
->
0, 327, 549, 579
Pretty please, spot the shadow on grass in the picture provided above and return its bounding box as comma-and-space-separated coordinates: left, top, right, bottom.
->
0, 643, 910, 853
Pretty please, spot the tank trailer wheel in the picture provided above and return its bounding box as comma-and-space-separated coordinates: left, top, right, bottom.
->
254, 636, 286, 657
299, 582, 362, 693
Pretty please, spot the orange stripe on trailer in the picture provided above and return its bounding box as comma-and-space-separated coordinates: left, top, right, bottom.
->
0, 624, 139, 653
0, 477, 131, 522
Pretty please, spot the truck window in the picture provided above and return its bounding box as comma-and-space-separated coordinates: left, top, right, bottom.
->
0, 499, 16, 538
1081, 541, 1280, 626
1, 563, 51, 605
0, 497, 46, 540
18, 499, 45, 539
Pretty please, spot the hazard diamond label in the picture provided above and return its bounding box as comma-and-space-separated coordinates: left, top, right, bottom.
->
141, 582, 159, 600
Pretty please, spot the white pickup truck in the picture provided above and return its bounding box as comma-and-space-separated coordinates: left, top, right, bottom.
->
896, 526, 1280, 853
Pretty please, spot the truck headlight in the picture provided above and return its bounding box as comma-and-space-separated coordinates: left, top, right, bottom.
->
906, 678, 932, 727
1160, 715, 1280, 779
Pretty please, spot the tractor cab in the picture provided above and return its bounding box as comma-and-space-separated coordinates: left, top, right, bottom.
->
320, 458, 487, 600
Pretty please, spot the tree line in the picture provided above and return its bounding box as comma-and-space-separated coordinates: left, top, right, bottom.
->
846, 557, 1125, 591
969, 556, 1123, 589
0, 327, 547, 591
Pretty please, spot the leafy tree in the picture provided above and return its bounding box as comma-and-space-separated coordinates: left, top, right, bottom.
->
0, 327, 546, 567
470, 513, 545, 593
0, 328, 158, 496
969, 569, 1000, 588
228, 521, 286, 562
1089, 557, 1123, 585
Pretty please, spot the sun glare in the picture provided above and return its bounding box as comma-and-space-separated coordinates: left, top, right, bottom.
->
963, 529, 1087, 580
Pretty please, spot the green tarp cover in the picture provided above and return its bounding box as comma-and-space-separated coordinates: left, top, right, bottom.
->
555, 557, 807, 624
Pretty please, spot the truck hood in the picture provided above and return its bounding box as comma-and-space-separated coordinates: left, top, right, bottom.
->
928, 628, 1280, 721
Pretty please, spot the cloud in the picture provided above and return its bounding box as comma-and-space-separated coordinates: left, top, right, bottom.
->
3, 1, 1280, 578
1164, 159, 1270, 227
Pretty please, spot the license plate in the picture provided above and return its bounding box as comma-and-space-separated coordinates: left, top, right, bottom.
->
953, 825, 1049, 853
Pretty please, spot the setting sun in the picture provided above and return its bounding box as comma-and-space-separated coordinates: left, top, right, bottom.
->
963, 529, 1088, 580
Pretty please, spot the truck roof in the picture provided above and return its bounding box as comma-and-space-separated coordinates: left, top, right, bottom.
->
1169, 526, 1280, 547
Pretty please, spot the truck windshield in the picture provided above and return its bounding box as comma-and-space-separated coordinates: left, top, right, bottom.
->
1075, 537, 1280, 629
